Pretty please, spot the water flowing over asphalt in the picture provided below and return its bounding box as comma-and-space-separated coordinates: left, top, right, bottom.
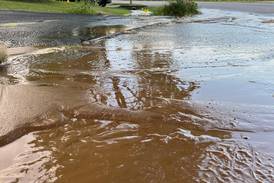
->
0, 9, 274, 182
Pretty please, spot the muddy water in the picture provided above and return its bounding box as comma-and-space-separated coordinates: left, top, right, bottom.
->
1, 10, 274, 183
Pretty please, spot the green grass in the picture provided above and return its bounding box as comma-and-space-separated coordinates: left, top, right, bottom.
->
0, 0, 130, 15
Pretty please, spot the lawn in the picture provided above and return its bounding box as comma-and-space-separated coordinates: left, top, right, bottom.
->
0, 0, 130, 15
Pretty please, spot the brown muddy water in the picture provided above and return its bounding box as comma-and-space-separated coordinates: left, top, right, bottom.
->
1, 9, 274, 183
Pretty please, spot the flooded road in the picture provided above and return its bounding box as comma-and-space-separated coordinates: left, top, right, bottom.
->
0, 9, 274, 182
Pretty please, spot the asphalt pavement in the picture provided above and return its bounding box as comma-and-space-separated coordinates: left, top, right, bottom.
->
198, 1, 274, 14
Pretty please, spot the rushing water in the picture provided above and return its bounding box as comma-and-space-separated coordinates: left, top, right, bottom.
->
0, 9, 274, 183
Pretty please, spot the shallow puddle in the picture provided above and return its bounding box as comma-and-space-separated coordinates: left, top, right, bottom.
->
0, 10, 274, 183
73, 25, 127, 40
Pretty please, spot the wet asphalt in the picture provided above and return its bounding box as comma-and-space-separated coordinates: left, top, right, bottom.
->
0, 10, 103, 23
0, 10, 106, 47
0, 10, 171, 48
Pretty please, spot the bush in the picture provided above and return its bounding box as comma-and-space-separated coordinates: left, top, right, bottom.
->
152, 0, 199, 17
0, 44, 7, 64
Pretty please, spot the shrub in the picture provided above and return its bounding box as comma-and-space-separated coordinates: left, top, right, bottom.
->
0, 44, 7, 64
152, 0, 199, 17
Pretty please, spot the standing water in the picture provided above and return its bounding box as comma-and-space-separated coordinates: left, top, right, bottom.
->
0, 9, 274, 183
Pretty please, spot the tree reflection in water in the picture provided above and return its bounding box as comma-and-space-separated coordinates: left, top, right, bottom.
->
1, 32, 272, 183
